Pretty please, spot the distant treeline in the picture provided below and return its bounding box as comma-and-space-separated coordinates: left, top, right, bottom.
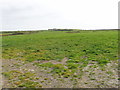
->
48, 29, 119, 31
1, 31, 42, 36
48, 29, 76, 31
0, 29, 119, 36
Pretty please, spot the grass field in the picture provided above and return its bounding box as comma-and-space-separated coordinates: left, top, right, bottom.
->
2, 30, 119, 88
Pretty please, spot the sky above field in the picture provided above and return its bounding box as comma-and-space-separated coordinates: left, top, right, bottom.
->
0, 0, 119, 31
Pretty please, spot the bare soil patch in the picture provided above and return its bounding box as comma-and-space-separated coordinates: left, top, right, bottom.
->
2, 58, 118, 88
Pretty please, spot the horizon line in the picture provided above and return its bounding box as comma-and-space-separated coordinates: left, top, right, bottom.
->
0, 29, 119, 32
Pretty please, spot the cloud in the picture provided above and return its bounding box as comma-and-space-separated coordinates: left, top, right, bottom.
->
0, 0, 119, 30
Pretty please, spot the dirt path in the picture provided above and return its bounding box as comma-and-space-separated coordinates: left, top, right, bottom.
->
33, 57, 68, 65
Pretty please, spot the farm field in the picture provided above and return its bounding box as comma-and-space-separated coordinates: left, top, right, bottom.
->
1, 30, 119, 88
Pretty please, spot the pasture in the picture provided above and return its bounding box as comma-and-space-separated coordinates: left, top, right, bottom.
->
2, 30, 118, 88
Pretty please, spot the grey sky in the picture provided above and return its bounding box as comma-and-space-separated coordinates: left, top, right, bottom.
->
0, 0, 119, 31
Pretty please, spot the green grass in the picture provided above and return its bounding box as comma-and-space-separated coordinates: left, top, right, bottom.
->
2, 30, 118, 76
2, 30, 118, 61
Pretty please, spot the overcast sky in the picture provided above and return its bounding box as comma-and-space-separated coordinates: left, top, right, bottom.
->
0, 0, 119, 31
